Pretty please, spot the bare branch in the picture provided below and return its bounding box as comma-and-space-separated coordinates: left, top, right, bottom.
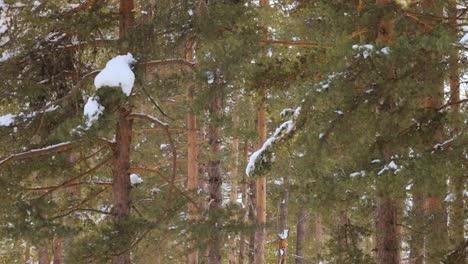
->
127, 113, 168, 127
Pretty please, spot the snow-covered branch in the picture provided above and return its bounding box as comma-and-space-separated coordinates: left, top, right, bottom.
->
246, 107, 301, 177
0, 142, 74, 166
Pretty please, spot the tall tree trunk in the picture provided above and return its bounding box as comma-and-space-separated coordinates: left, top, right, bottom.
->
228, 89, 240, 264
295, 208, 307, 264
248, 178, 256, 264
421, 3, 449, 263
186, 35, 199, 264
254, 98, 267, 264
207, 75, 223, 264
278, 178, 288, 264
239, 141, 249, 264
375, 196, 400, 264
447, 0, 464, 250
111, 0, 134, 262
112, 106, 133, 264
254, 0, 269, 262
374, 1, 399, 263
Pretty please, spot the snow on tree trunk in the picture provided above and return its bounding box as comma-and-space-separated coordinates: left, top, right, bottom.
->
278, 179, 288, 264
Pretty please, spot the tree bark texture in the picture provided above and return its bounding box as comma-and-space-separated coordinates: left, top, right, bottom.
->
254, 99, 267, 264
112, 106, 133, 264
207, 78, 223, 264
375, 197, 400, 264
186, 35, 199, 264
295, 209, 307, 264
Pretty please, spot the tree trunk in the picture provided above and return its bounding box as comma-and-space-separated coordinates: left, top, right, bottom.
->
186, 36, 199, 264
375, 197, 399, 264
207, 76, 223, 264
119, 0, 134, 39
111, 106, 133, 264
248, 178, 256, 264
228, 89, 240, 264
38, 240, 49, 264
421, 3, 448, 263
254, 99, 267, 264
374, 1, 399, 263
278, 179, 288, 264
447, 0, 464, 250
111, 0, 134, 262
53, 237, 64, 264
409, 190, 424, 264
239, 141, 249, 264
295, 209, 307, 264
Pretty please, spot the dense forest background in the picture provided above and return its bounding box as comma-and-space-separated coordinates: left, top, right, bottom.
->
0, 0, 466, 263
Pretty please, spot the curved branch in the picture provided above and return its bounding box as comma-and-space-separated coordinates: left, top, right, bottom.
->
0, 142, 74, 167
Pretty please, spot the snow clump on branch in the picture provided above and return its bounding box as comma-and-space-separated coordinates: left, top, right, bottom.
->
94, 53, 137, 96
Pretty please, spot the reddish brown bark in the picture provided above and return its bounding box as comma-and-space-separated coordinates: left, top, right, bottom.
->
255, 0, 269, 261
111, 107, 133, 264
119, 0, 134, 39
111, 0, 134, 262
375, 197, 400, 264
254, 99, 267, 264
186, 36, 199, 264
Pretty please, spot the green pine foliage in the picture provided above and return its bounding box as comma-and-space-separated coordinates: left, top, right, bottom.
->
0, 0, 466, 263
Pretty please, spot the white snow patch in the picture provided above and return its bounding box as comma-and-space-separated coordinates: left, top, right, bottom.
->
130, 174, 143, 185
460, 33, 468, 47
444, 193, 455, 202
273, 178, 284, 185
0, 113, 15, 126
352, 44, 374, 59
94, 53, 136, 96
350, 171, 365, 177
83, 96, 104, 128
206, 71, 214, 84
380, 47, 391, 54
278, 229, 289, 240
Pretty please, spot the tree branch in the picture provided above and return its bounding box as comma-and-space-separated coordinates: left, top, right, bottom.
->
0, 142, 74, 167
